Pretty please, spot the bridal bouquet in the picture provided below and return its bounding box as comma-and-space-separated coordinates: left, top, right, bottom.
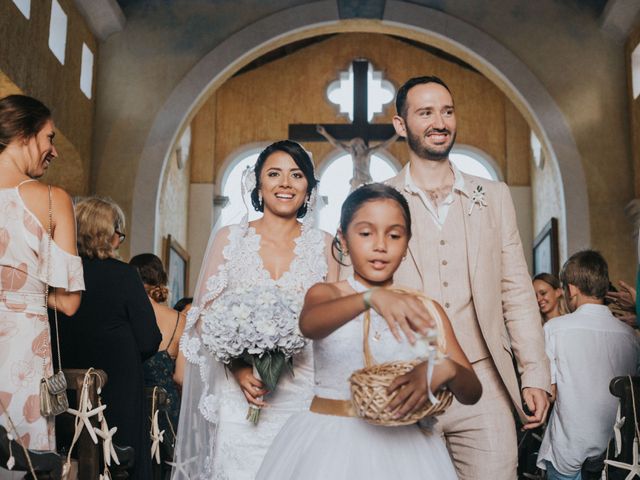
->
199, 284, 307, 423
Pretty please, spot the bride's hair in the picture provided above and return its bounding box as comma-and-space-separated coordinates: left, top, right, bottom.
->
332, 183, 412, 265
250, 140, 318, 218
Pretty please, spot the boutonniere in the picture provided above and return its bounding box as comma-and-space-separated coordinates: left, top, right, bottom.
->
468, 185, 487, 215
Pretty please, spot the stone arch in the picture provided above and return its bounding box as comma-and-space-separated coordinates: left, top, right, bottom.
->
131, 0, 588, 259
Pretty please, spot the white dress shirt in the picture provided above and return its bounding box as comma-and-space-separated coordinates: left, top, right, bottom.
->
403, 161, 468, 228
537, 304, 640, 475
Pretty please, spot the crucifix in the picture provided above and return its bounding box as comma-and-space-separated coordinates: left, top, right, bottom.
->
288, 59, 399, 189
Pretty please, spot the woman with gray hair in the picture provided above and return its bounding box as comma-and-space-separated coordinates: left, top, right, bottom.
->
55, 196, 161, 480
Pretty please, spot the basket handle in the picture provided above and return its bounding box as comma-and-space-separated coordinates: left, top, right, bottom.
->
362, 310, 376, 368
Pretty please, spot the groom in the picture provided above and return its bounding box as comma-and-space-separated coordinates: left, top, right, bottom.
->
387, 76, 551, 479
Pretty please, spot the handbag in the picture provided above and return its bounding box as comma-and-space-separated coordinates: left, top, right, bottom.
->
39, 185, 69, 417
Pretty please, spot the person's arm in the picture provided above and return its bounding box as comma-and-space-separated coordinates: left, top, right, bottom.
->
369, 134, 399, 154
49, 186, 82, 315
387, 301, 482, 416
300, 283, 434, 343
497, 183, 551, 429
190, 225, 267, 406
316, 125, 349, 151
125, 267, 162, 360
608, 280, 638, 327
173, 349, 186, 387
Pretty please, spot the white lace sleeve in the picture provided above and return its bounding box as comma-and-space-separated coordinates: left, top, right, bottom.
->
173, 224, 243, 479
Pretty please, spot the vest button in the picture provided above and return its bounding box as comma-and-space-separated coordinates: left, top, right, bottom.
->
445, 302, 450, 308
443, 281, 449, 287
440, 240, 445, 245
442, 260, 448, 266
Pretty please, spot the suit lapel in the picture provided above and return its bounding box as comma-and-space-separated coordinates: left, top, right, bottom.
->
388, 168, 425, 286
460, 174, 482, 283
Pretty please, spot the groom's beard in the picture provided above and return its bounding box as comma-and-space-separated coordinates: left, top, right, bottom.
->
406, 126, 456, 162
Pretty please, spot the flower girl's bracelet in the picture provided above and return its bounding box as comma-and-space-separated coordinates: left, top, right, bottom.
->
362, 288, 377, 310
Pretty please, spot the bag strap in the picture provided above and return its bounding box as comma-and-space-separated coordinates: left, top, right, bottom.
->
44, 186, 63, 374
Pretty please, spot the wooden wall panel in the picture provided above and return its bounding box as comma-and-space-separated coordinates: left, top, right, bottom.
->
188, 33, 531, 185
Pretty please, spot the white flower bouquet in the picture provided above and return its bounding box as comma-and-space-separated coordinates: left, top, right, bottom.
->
199, 284, 307, 423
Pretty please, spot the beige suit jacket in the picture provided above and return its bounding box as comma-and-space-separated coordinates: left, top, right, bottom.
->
387, 166, 551, 422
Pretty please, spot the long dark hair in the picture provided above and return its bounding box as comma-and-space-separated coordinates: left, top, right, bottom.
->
0, 95, 51, 153
332, 183, 411, 265
250, 140, 318, 218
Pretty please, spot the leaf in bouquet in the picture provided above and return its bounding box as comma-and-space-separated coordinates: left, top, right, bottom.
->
253, 351, 286, 392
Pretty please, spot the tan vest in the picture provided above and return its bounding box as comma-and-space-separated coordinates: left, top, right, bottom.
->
418, 194, 490, 363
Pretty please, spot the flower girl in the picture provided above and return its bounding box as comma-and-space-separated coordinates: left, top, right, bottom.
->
257, 183, 482, 479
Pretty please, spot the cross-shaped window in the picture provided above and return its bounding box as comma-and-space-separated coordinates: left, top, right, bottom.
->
326, 62, 395, 122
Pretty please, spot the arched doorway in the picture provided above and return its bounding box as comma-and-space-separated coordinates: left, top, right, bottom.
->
131, 1, 587, 264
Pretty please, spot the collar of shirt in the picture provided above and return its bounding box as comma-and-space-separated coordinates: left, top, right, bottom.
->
403, 160, 470, 198
402, 161, 469, 227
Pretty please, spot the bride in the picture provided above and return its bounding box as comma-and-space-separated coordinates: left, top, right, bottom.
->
171, 140, 338, 479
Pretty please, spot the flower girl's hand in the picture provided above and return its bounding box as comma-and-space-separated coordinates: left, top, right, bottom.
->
231, 364, 268, 407
387, 360, 456, 417
369, 289, 434, 344
386, 362, 429, 417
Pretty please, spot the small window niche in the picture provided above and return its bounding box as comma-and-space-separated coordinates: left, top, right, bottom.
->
11, 0, 30, 19
48, 0, 68, 65
632, 42, 640, 100
80, 43, 94, 99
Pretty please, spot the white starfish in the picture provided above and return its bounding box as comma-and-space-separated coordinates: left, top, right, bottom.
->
94, 418, 119, 467
614, 404, 627, 457
67, 390, 106, 444
605, 437, 640, 480
150, 410, 165, 464
99, 469, 112, 480
166, 455, 198, 477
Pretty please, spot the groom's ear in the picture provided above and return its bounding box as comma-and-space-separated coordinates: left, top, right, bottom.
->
392, 115, 407, 138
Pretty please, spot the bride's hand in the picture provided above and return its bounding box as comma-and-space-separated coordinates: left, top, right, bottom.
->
369, 289, 434, 344
230, 363, 268, 407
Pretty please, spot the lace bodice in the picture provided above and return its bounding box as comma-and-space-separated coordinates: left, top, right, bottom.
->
222, 223, 327, 292
183, 221, 328, 360
314, 277, 421, 400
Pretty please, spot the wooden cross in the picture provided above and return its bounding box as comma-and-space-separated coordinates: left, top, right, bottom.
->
288, 59, 397, 144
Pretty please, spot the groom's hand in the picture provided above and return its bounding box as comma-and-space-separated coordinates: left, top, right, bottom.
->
521, 387, 550, 430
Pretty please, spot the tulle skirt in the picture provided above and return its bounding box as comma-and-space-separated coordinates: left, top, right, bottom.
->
257, 411, 458, 479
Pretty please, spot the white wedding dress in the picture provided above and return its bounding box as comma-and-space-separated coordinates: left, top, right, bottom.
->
172, 220, 328, 480
257, 276, 458, 479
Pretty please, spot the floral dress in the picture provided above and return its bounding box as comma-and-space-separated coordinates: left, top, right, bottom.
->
0, 184, 84, 451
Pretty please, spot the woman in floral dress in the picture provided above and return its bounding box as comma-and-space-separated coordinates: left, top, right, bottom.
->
0, 95, 84, 465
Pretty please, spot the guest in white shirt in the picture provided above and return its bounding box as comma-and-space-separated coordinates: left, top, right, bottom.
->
537, 250, 640, 480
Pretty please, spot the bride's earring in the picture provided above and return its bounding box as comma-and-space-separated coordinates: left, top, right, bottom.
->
258, 191, 263, 209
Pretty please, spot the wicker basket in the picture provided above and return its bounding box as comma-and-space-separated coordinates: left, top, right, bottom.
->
349, 288, 453, 426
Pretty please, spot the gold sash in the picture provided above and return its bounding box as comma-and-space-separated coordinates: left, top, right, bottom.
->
309, 396, 357, 418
